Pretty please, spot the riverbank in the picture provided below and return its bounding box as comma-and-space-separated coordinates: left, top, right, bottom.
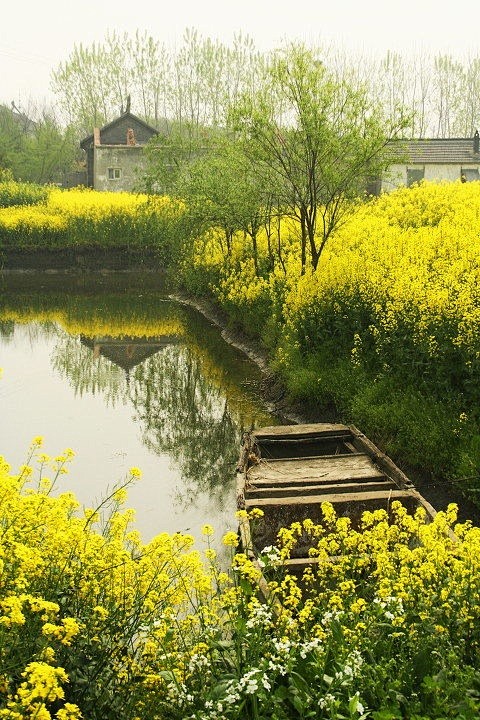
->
169, 292, 338, 423
171, 290, 480, 525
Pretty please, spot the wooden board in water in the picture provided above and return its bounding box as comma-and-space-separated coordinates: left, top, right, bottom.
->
237, 423, 439, 578
247, 454, 386, 485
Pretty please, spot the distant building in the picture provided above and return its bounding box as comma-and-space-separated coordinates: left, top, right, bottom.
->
80, 335, 180, 384
80, 110, 158, 192
376, 131, 480, 193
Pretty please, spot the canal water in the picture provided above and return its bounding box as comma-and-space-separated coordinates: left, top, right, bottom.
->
0, 272, 278, 549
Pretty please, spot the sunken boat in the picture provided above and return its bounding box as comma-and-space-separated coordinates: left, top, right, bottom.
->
236, 423, 438, 574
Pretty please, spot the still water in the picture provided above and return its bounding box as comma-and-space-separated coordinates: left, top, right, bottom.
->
0, 272, 278, 547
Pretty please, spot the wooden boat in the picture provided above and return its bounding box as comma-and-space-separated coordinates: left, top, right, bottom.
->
236, 423, 438, 576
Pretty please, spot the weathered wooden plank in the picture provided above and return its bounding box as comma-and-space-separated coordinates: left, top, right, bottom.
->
349, 425, 413, 489
247, 473, 391, 489
246, 479, 398, 499
247, 455, 385, 484
253, 452, 365, 463
252, 423, 351, 440
283, 556, 323, 567
245, 489, 421, 507
255, 435, 353, 446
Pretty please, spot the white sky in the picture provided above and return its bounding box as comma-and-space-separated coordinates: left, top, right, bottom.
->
2, 0, 480, 109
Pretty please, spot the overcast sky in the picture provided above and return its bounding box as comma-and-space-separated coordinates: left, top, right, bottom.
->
2, 0, 480, 109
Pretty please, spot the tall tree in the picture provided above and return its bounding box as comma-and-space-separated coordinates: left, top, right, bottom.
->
51, 42, 117, 133
0, 103, 78, 183
175, 136, 272, 274
51, 29, 265, 138
231, 44, 409, 273
432, 55, 465, 138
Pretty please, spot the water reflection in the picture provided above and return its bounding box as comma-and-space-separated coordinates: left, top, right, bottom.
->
132, 346, 239, 511
0, 273, 277, 543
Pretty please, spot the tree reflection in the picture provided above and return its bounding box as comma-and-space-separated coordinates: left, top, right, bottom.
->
130, 346, 240, 509
0, 321, 15, 340
5, 281, 275, 513
52, 334, 127, 406
50, 323, 273, 510
52, 336, 247, 509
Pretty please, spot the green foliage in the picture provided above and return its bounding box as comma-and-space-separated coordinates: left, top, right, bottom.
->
0, 104, 78, 184
231, 44, 409, 272
0, 181, 49, 208
0, 187, 184, 262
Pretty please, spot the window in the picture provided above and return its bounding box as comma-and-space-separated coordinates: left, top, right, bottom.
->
407, 168, 424, 187
461, 168, 479, 182
108, 167, 122, 180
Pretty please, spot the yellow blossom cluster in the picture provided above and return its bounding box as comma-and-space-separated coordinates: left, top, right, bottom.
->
270, 500, 480, 654
0, 443, 216, 720
0, 184, 183, 250
283, 181, 480, 378
1, 436, 480, 717
0, 206, 68, 233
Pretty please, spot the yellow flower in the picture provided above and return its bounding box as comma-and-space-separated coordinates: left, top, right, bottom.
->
93, 605, 109, 620
113, 488, 128, 504
56, 704, 82, 720
222, 531, 239, 548
201, 524, 214, 536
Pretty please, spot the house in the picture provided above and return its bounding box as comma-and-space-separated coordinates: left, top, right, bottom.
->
380, 131, 480, 192
80, 334, 180, 384
80, 110, 158, 191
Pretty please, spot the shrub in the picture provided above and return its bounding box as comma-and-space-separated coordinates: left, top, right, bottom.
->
1, 441, 480, 720
0, 181, 49, 208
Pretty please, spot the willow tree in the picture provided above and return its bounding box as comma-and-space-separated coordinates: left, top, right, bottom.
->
231, 44, 409, 273
51, 29, 264, 138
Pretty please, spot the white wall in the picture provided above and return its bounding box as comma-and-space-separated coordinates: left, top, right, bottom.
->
93, 146, 146, 192
381, 163, 480, 192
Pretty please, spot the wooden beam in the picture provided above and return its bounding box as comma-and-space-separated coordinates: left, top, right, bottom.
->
247, 455, 385, 484
349, 425, 413, 489
245, 489, 421, 507
252, 423, 351, 440
246, 479, 398, 498
248, 474, 391, 489
256, 434, 353, 445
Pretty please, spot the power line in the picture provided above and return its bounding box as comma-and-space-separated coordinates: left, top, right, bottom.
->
0, 45, 55, 66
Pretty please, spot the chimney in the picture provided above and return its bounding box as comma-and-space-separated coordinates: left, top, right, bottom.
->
93, 127, 100, 146
474, 129, 479, 154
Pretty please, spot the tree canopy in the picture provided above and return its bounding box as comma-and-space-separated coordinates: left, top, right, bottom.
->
0, 104, 79, 184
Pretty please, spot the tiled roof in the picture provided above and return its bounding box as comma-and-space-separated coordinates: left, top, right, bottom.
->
80, 111, 160, 149
396, 138, 480, 164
